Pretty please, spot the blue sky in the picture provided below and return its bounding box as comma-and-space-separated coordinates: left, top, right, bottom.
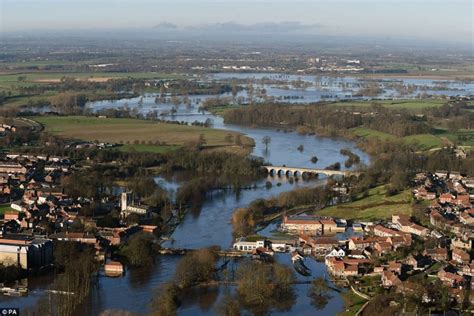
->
1, 0, 472, 44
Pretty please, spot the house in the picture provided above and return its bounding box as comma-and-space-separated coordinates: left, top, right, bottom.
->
451, 237, 472, 251
388, 261, 402, 275
0, 162, 27, 174
269, 239, 294, 252
439, 193, 454, 204
452, 248, 470, 264
382, 271, 402, 288
326, 257, 345, 277
104, 261, 124, 277
453, 194, 471, 208
462, 263, 474, 277
4, 210, 19, 221
374, 241, 392, 255
438, 269, 465, 288
326, 247, 345, 258
344, 264, 359, 276
408, 223, 430, 237
387, 235, 412, 249
348, 236, 386, 250
320, 219, 340, 233
373, 266, 384, 274
282, 215, 322, 235
311, 237, 339, 252
406, 254, 427, 270
233, 237, 266, 252
373, 225, 401, 237
460, 209, 474, 225
424, 248, 448, 261
348, 249, 366, 259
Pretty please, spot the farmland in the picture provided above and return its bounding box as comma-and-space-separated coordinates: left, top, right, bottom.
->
33, 116, 254, 153
315, 186, 413, 220
332, 99, 446, 111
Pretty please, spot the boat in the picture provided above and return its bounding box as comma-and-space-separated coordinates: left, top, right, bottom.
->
291, 251, 312, 276
293, 258, 312, 276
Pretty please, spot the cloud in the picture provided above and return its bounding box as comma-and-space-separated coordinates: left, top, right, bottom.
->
152, 22, 179, 29
153, 21, 323, 34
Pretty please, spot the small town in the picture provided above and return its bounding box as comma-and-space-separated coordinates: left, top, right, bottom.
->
232, 171, 474, 306
1, 1, 473, 314
0, 147, 473, 311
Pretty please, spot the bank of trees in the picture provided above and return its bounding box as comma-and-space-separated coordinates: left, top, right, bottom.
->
28, 241, 98, 316
233, 261, 295, 314
224, 103, 431, 138
151, 248, 219, 316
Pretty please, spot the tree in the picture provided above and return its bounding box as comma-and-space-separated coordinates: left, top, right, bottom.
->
198, 133, 207, 149
236, 261, 295, 314
225, 133, 234, 143
262, 136, 271, 150
216, 293, 241, 316
151, 282, 180, 316
235, 134, 243, 147
122, 233, 155, 267
307, 277, 331, 310
174, 248, 218, 288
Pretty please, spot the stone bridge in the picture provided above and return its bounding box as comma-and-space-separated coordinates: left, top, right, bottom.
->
263, 165, 359, 177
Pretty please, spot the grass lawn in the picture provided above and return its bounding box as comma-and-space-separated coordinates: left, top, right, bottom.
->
0, 204, 14, 215
33, 116, 254, 152
434, 129, 474, 147
403, 134, 445, 150
316, 185, 413, 220
338, 290, 366, 316
350, 127, 395, 141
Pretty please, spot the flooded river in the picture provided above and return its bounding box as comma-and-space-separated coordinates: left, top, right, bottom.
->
5, 86, 374, 315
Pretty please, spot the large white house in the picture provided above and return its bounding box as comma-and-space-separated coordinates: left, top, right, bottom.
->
233, 237, 266, 252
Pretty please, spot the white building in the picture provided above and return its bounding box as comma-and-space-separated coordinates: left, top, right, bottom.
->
325, 248, 346, 258
233, 237, 265, 252
120, 192, 151, 219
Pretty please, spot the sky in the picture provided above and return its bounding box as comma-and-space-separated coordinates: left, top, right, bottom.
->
1, 0, 472, 44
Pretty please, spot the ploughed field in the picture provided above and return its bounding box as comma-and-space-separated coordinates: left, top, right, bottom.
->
33, 116, 254, 153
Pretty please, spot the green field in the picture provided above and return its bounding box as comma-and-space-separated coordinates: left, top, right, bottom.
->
403, 134, 445, 150
350, 127, 395, 141
316, 186, 413, 220
333, 99, 445, 111
118, 144, 181, 154
0, 72, 182, 82
33, 116, 254, 153
338, 290, 366, 316
349, 126, 471, 150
